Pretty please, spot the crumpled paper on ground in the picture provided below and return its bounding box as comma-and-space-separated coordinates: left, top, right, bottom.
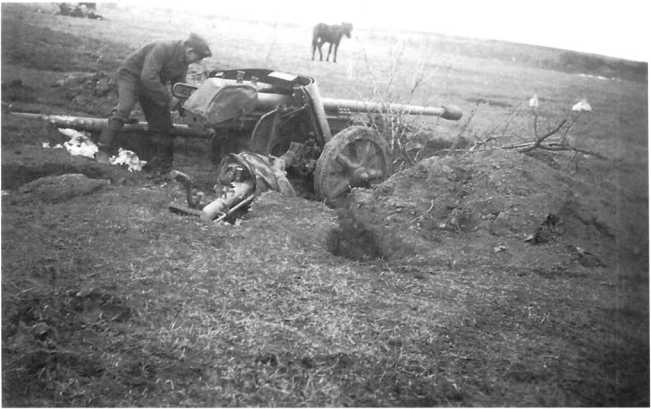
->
42, 141, 64, 149
58, 128, 98, 158
109, 148, 147, 172
51, 128, 146, 172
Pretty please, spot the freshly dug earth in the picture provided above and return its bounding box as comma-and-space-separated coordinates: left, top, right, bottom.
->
2, 3, 649, 407
331, 149, 644, 271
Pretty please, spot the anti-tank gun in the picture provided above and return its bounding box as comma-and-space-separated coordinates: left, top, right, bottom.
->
9, 68, 462, 210
172, 68, 462, 206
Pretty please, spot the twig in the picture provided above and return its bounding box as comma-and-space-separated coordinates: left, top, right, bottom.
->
519, 119, 567, 152
408, 199, 435, 224
500, 141, 536, 150
455, 104, 479, 139
560, 111, 581, 139
470, 136, 498, 152
440, 148, 478, 154
536, 145, 608, 160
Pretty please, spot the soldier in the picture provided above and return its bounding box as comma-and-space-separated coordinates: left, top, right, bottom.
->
97, 33, 212, 173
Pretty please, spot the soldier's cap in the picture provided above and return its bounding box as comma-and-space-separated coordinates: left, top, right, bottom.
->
185, 33, 212, 58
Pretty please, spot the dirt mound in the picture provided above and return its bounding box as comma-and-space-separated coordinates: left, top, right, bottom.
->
1, 144, 137, 190
329, 149, 630, 270
16, 173, 110, 203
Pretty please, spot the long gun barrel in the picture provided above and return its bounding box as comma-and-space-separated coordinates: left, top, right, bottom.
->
321, 98, 463, 120
8, 86, 462, 141
172, 81, 463, 121
9, 111, 211, 138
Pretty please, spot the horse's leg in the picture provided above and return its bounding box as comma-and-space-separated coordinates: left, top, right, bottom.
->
333, 43, 338, 63
326, 43, 334, 62
312, 39, 317, 60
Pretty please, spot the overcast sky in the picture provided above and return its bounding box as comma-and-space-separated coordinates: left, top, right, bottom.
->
132, 0, 648, 62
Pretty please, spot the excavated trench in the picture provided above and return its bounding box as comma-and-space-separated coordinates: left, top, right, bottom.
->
3, 123, 637, 275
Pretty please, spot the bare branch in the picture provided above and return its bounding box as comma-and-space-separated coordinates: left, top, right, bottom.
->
455, 104, 479, 139
536, 144, 608, 160
519, 119, 567, 152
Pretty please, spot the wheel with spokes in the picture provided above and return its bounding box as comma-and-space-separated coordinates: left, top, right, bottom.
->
314, 126, 392, 203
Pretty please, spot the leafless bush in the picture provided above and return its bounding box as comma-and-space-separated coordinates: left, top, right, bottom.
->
353, 45, 604, 174
356, 43, 457, 171
444, 93, 604, 172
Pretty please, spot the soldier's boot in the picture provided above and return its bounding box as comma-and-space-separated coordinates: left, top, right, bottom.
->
96, 117, 123, 163
144, 135, 174, 175
157, 138, 174, 174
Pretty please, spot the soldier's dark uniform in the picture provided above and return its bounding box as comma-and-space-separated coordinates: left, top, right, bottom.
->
100, 33, 211, 172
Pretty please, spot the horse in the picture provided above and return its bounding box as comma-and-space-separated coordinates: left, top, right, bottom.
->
311, 22, 353, 63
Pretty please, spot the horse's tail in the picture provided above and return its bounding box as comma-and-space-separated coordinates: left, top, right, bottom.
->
312, 23, 322, 46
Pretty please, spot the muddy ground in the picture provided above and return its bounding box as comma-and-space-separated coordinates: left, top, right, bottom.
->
1, 3, 649, 406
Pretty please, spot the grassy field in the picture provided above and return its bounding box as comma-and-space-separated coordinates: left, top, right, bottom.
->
1, 3, 649, 406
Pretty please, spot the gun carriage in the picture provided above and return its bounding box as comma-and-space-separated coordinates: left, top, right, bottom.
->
172, 68, 462, 202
